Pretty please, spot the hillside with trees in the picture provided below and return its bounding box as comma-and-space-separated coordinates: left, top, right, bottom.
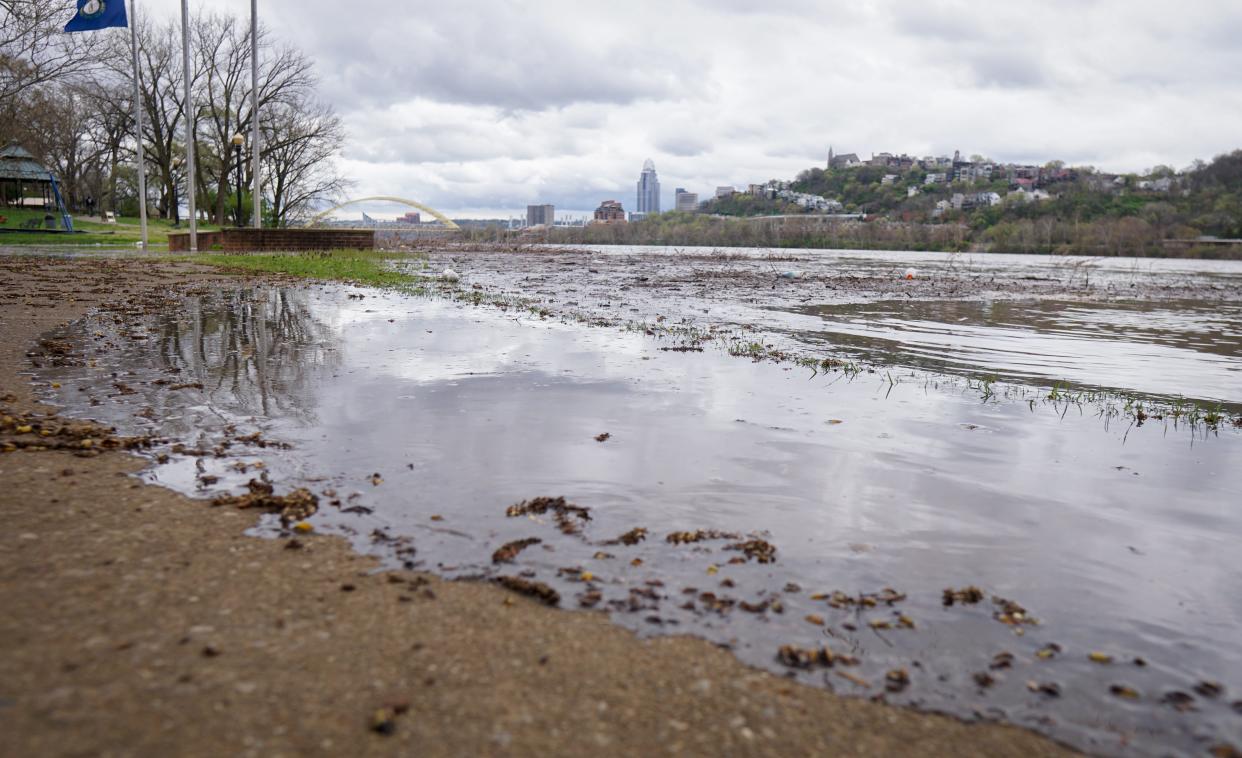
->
683, 150, 1242, 257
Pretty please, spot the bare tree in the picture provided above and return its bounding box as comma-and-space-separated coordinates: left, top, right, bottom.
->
5, 3, 350, 225
1, 0, 105, 107
193, 12, 323, 225
262, 96, 348, 225
75, 78, 133, 212
105, 14, 194, 220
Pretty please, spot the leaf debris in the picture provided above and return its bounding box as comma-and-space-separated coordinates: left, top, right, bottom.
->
492, 537, 542, 564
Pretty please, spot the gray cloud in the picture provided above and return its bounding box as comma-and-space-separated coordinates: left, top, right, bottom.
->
174, 0, 1242, 216
266, 0, 700, 112
653, 133, 710, 157
967, 51, 1048, 89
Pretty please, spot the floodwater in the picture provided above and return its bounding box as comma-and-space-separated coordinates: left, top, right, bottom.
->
427, 246, 1242, 409
31, 252, 1242, 756
779, 299, 1242, 406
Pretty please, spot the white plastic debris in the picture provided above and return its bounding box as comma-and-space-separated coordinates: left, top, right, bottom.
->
778, 270, 800, 280
441, 268, 460, 282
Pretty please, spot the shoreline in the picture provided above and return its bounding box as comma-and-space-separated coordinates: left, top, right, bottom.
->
2, 254, 1080, 756
3, 235, 1241, 262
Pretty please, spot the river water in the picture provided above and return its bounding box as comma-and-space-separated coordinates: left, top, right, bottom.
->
30, 247, 1242, 756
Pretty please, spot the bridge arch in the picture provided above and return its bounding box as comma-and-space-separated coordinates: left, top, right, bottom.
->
306, 196, 460, 230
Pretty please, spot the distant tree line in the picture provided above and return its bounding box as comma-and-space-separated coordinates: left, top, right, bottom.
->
474, 211, 971, 253
0, 0, 348, 225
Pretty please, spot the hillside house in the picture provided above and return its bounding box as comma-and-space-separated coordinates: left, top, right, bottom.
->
828, 151, 861, 169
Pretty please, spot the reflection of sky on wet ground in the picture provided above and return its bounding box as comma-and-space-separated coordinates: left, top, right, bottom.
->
38, 285, 1242, 756
439, 247, 1242, 410
780, 299, 1242, 406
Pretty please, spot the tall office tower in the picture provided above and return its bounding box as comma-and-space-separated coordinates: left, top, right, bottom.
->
636, 159, 660, 215
526, 204, 555, 227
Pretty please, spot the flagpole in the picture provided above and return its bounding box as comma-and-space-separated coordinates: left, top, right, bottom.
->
128, 0, 148, 250
180, 0, 197, 251
250, 0, 260, 229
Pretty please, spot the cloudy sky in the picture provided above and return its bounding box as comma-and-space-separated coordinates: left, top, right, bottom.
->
178, 0, 1242, 218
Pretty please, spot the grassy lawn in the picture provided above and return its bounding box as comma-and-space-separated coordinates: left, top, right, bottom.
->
173, 250, 429, 287
0, 207, 219, 246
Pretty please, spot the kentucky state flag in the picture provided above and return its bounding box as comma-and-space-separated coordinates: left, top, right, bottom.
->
64, 0, 129, 32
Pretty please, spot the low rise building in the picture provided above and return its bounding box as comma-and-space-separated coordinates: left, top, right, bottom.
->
950, 191, 1001, 210
526, 204, 554, 227
593, 200, 626, 223
962, 191, 1001, 209
774, 187, 843, 212
921, 156, 953, 170
827, 149, 861, 169
1007, 165, 1041, 183
674, 188, 699, 212
1138, 177, 1173, 192
1008, 187, 1052, 203
955, 164, 995, 184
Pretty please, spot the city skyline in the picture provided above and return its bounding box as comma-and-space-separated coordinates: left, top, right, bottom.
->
162, 0, 1242, 218
636, 159, 661, 216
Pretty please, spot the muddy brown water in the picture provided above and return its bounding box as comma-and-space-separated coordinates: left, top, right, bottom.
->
29, 251, 1242, 757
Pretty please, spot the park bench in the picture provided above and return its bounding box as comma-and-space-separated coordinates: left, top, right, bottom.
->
21, 218, 41, 229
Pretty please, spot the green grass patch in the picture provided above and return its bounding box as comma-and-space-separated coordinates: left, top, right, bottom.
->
176, 250, 428, 287
0, 206, 219, 246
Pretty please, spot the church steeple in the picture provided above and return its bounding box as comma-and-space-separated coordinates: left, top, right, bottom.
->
828, 145, 834, 169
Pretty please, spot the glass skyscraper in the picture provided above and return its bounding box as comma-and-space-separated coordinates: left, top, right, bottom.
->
636, 159, 660, 215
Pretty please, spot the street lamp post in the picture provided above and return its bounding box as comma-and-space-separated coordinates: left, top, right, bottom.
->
231, 132, 244, 227
171, 158, 182, 228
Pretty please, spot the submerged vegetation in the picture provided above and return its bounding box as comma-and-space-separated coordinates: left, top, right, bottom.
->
184, 249, 1240, 433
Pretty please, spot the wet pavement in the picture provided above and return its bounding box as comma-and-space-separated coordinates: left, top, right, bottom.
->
27, 249, 1242, 757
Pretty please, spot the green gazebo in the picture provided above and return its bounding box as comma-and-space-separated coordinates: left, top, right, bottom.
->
1, 143, 73, 230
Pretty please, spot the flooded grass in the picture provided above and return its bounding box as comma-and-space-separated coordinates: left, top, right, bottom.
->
177, 249, 429, 288
179, 246, 1236, 432
397, 249, 1241, 431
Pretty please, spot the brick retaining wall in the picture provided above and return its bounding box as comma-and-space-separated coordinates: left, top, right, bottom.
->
167, 228, 375, 252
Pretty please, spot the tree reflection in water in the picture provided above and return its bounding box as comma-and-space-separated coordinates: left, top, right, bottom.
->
154, 288, 339, 424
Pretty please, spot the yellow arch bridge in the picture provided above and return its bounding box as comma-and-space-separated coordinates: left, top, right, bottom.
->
306, 196, 460, 231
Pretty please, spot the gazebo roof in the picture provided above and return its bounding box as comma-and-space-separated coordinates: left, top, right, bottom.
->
0, 143, 52, 182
